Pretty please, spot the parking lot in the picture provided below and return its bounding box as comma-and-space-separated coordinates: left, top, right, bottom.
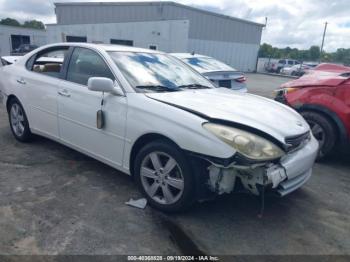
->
0, 73, 349, 255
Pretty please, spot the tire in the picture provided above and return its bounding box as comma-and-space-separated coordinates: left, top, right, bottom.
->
8, 98, 32, 142
134, 139, 195, 212
301, 111, 337, 160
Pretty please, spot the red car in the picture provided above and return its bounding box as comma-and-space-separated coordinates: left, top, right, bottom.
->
275, 63, 350, 159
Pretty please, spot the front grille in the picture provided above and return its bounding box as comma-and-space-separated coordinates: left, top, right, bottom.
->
218, 80, 232, 89
285, 132, 311, 152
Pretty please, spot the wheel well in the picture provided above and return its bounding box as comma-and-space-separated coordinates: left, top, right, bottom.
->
129, 133, 180, 176
6, 94, 17, 112
299, 108, 340, 140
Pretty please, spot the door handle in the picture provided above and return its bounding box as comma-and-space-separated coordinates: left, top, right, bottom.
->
58, 89, 71, 97
16, 78, 26, 85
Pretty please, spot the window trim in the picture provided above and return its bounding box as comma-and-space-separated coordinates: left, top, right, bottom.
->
25, 46, 71, 80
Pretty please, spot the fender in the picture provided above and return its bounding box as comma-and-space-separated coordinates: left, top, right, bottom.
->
295, 104, 349, 147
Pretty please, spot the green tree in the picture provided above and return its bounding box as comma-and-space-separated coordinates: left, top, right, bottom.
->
23, 20, 45, 30
0, 17, 21, 27
309, 46, 321, 61
258, 43, 274, 58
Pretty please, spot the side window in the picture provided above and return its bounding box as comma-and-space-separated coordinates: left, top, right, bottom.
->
29, 47, 68, 78
66, 47, 115, 86
279, 60, 285, 64
288, 61, 293, 65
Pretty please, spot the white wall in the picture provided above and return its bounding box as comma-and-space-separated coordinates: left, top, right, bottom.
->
188, 39, 259, 72
47, 20, 189, 53
0, 25, 46, 56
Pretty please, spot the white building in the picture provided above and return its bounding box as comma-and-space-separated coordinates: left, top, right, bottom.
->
49, 1, 264, 72
47, 19, 189, 53
0, 24, 46, 57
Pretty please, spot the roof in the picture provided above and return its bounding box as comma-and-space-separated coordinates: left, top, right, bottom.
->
54, 1, 265, 27
33, 42, 163, 54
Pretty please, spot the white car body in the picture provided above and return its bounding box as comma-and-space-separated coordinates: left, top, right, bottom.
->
281, 63, 319, 76
1, 56, 21, 66
0, 43, 318, 211
171, 53, 247, 92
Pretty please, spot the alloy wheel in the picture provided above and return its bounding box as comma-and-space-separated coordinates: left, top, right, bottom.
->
140, 152, 184, 205
10, 103, 25, 137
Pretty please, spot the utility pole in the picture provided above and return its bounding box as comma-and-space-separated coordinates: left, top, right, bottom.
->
320, 22, 328, 62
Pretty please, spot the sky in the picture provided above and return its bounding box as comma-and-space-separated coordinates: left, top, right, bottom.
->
0, 0, 349, 52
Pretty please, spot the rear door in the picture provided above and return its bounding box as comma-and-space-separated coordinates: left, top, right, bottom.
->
21, 46, 69, 139
57, 47, 127, 168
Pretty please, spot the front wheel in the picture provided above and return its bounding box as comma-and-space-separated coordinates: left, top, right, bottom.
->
8, 98, 32, 142
301, 111, 337, 160
134, 140, 195, 212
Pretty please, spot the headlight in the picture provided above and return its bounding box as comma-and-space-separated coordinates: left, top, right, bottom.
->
274, 87, 298, 95
203, 123, 285, 161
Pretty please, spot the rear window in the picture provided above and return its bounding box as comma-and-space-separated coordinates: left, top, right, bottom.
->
183, 57, 235, 72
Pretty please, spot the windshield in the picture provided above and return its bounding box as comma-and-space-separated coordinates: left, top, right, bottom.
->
108, 52, 215, 92
183, 57, 236, 72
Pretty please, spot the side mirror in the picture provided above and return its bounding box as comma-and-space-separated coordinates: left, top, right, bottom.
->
87, 77, 124, 96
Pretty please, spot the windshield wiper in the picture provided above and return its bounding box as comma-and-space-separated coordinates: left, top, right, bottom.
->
178, 84, 212, 89
135, 85, 180, 92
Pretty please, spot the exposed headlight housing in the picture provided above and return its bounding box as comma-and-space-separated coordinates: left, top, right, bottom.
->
203, 123, 285, 161
274, 87, 298, 96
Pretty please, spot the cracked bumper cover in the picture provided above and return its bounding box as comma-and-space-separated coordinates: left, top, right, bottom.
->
208, 135, 319, 197
275, 134, 318, 196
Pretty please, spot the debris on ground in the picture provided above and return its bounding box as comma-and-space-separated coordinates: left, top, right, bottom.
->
125, 198, 147, 209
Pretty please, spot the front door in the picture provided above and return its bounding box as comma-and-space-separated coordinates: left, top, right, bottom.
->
57, 47, 127, 168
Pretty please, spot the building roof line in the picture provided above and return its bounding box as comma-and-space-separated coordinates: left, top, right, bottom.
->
54, 1, 265, 27
45, 19, 189, 26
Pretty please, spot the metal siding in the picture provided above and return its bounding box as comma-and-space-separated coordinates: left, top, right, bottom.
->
0, 25, 47, 56
55, 3, 262, 45
46, 20, 189, 53
188, 39, 259, 72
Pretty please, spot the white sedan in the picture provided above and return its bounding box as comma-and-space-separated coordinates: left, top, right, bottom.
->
0, 43, 318, 212
171, 53, 247, 92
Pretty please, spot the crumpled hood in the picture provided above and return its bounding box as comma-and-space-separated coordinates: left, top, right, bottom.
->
146, 88, 309, 143
281, 70, 348, 88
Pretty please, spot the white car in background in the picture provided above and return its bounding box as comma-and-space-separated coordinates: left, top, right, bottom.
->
171, 53, 247, 92
281, 62, 319, 76
0, 43, 318, 212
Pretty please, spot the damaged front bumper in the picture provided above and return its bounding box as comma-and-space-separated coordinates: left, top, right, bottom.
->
207, 135, 319, 197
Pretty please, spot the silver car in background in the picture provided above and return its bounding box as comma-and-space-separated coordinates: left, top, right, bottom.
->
171, 53, 247, 92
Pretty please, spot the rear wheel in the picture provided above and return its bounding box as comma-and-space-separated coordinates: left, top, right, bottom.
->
8, 98, 32, 142
301, 111, 337, 160
134, 140, 195, 212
